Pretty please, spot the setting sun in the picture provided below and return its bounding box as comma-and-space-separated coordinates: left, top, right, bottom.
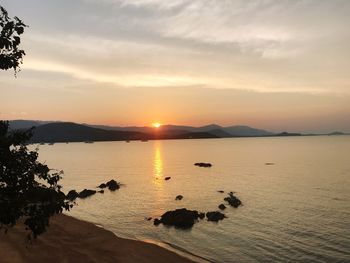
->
152, 122, 161, 128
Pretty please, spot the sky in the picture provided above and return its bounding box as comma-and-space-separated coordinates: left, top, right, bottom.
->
1, 0, 350, 133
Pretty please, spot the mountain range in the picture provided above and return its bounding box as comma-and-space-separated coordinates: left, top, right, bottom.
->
6, 119, 346, 143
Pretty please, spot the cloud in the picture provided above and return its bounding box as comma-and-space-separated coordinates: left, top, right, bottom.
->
23, 57, 202, 88
90, 0, 350, 61
3, 0, 350, 95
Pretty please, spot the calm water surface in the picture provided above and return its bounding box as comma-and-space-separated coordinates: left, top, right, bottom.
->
38, 136, 350, 262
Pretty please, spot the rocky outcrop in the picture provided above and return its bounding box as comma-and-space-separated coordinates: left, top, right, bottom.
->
66, 190, 79, 201
194, 162, 212, 168
106, 180, 120, 191
153, 208, 202, 229
224, 192, 242, 208
218, 204, 226, 210
175, 195, 183, 200
206, 211, 226, 222
98, 180, 120, 191
78, 189, 97, 199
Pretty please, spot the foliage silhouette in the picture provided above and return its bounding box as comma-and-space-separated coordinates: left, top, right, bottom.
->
0, 6, 74, 239
0, 5, 27, 74
0, 121, 73, 239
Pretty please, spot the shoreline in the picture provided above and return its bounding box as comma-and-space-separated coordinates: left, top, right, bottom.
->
28, 133, 350, 145
0, 214, 197, 263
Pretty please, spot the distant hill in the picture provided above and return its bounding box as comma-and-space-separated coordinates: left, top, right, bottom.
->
85, 124, 152, 133
327, 131, 346, 136
206, 129, 233, 137
30, 122, 146, 143
8, 120, 51, 130
9, 119, 343, 143
86, 123, 273, 137
275, 132, 301, 136
28, 122, 218, 143
195, 124, 223, 132
222, 125, 273, 136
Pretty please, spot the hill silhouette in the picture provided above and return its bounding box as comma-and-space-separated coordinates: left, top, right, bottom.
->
30, 122, 145, 143
5, 120, 320, 143
28, 122, 218, 143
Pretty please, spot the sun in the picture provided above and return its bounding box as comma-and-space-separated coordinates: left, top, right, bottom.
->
152, 122, 161, 128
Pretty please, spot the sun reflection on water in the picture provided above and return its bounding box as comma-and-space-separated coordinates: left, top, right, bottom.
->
153, 141, 163, 186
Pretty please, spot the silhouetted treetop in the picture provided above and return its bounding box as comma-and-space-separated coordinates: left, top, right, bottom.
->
0, 5, 27, 74
0, 121, 73, 238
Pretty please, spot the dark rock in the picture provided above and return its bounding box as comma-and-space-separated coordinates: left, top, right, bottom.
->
78, 189, 97, 199
218, 204, 226, 210
155, 208, 201, 229
217, 190, 224, 193
106, 180, 120, 191
66, 190, 79, 201
175, 195, 183, 200
224, 192, 242, 208
98, 190, 104, 194
154, 218, 161, 226
98, 183, 107, 188
206, 211, 226, 222
198, 212, 205, 219
165, 177, 171, 180
265, 162, 275, 165
98, 180, 120, 191
194, 162, 212, 168
145, 217, 152, 221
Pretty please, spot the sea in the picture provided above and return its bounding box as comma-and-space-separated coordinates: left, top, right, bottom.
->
37, 136, 350, 262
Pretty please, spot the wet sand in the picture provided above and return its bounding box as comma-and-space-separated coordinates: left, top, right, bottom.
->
0, 214, 195, 263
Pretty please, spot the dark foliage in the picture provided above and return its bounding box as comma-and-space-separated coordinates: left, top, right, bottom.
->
0, 121, 72, 238
0, 5, 27, 74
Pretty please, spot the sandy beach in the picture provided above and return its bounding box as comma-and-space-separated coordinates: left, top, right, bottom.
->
0, 214, 195, 263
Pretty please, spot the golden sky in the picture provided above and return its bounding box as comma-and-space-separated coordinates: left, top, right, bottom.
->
1, 0, 350, 133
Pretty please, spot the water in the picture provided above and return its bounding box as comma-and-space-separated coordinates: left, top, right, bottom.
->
37, 136, 350, 262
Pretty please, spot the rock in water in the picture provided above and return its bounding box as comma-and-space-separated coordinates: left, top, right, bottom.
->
194, 162, 212, 168
175, 195, 183, 200
78, 189, 97, 199
154, 218, 161, 226
224, 192, 242, 208
106, 180, 120, 191
154, 208, 201, 229
66, 190, 79, 201
218, 204, 226, 210
206, 211, 226, 222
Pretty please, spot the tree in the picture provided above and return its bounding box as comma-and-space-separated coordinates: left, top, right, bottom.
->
0, 5, 27, 74
0, 121, 73, 238
0, 6, 72, 239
